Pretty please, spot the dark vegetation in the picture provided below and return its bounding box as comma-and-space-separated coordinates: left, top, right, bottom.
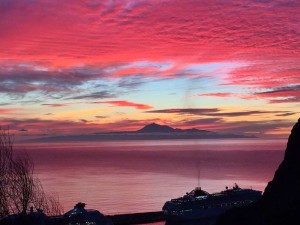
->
0, 128, 63, 223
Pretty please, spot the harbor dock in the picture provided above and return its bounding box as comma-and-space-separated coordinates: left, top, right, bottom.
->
107, 211, 165, 225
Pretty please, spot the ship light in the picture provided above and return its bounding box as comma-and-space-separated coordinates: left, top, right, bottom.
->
195, 196, 207, 200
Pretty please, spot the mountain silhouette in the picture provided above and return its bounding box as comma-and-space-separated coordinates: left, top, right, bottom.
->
137, 123, 175, 133
136, 123, 210, 133
23, 122, 255, 142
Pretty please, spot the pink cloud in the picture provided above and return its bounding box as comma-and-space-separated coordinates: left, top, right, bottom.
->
95, 100, 153, 110
1, 0, 298, 104
198, 92, 233, 98
255, 85, 300, 103
146, 107, 294, 117
0, 108, 18, 114
226, 62, 300, 102
0, 0, 299, 65
41, 100, 152, 110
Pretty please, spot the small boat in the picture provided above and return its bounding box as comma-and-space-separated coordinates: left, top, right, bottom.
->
162, 184, 262, 222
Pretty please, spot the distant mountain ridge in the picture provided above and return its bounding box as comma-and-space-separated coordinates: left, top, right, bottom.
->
23, 122, 256, 143
137, 123, 175, 133
136, 123, 210, 133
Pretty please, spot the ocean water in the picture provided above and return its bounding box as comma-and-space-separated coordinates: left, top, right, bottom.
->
15, 139, 286, 216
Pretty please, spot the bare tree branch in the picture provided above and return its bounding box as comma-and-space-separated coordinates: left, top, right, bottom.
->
0, 127, 63, 220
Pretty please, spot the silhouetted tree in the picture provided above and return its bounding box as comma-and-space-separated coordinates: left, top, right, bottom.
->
32, 179, 64, 216
9, 154, 34, 214
0, 128, 13, 218
0, 127, 63, 219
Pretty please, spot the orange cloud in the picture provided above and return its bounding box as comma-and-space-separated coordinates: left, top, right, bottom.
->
95, 101, 153, 110
198, 92, 233, 98
0, 108, 19, 114
41, 101, 152, 110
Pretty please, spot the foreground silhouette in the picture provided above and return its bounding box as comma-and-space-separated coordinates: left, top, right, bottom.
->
0, 128, 63, 223
216, 118, 300, 225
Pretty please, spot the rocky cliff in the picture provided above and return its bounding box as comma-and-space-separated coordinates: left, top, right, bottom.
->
216, 118, 300, 225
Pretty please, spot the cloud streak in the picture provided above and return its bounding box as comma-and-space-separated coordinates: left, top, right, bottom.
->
0, 108, 18, 114
254, 84, 300, 103
198, 93, 233, 98
94, 101, 153, 110
146, 108, 294, 117
42, 100, 152, 110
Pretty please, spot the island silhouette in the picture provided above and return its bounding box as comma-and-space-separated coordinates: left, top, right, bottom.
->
24, 123, 256, 142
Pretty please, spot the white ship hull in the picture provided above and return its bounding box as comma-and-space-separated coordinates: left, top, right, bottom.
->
162, 185, 262, 222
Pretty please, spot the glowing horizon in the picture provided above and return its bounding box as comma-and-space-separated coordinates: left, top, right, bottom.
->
1, 0, 299, 140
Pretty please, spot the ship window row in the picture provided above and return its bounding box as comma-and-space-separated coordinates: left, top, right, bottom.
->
194, 200, 253, 209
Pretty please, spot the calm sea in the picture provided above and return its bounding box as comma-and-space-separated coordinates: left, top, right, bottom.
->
15, 139, 286, 216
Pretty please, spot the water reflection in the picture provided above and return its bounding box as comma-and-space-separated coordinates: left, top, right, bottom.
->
14, 139, 284, 215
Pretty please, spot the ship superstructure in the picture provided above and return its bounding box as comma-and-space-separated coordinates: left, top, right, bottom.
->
162, 184, 262, 222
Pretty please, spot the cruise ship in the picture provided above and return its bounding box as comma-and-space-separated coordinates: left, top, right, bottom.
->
162, 184, 262, 222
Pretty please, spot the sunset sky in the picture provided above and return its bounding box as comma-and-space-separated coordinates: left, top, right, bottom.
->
1, 0, 299, 140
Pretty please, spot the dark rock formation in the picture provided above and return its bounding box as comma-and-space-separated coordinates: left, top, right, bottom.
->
216, 118, 300, 225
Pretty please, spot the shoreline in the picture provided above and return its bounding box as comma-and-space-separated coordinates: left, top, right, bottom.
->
46, 211, 165, 225
107, 211, 164, 225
